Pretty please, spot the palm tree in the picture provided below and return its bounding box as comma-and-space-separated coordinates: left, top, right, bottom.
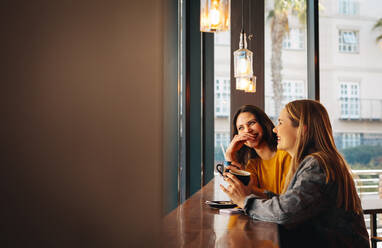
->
372, 18, 382, 43
267, 0, 306, 117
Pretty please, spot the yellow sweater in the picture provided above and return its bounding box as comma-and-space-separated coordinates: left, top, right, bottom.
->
245, 150, 291, 194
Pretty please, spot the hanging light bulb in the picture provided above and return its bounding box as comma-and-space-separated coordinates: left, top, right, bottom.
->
244, 76, 256, 93
233, 0, 256, 93
236, 77, 251, 91
234, 31, 253, 78
200, 0, 230, 32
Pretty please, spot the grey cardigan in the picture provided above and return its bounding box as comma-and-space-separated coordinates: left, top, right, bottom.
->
243, 156, 370, 248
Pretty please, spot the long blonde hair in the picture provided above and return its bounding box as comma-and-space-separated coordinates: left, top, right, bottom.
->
282, 100, 362, 214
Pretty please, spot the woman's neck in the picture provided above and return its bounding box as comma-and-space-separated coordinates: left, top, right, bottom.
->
254, 143, 276, 160
287, 146, 299, 158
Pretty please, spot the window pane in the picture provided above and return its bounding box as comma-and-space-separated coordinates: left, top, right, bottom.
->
319, 0, 382, 199
214, 31, 231, 166
264, 0, 308, 121
339, 0, 359, 16
339, 30, 359, 53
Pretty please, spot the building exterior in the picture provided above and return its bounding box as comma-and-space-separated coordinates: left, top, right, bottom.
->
318, 0, 382, 149
214, 0, 382, 163
214, 31, 231, 162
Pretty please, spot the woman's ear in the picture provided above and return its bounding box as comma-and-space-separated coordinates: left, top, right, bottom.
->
303, 125, 307, 134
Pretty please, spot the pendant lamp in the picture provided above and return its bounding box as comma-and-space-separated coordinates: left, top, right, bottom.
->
200, 0, 230, 32
233, 0, 256, 92
236, 77, 250, 91
245, 76, 256, 93
234, 31, 253, 79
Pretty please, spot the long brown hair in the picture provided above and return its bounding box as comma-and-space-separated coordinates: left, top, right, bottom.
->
232, 105, 277, 165
282, 100, 362, 214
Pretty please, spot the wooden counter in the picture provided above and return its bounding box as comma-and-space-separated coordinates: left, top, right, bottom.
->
161, 177, 279, 247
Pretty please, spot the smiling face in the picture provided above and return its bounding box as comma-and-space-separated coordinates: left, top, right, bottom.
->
273, 108, 299, 156
236, 112, 264, 149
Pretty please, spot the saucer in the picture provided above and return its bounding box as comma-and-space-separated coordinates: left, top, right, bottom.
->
205, 200, 237, 209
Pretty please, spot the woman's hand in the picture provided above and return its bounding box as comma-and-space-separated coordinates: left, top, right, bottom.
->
246, 174, 267, 198
224, 161, 244, 171
220, 172, 252, 209
225, 133, 255, 161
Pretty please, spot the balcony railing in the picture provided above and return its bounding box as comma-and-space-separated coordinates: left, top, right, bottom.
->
339, 98, 382, 121
353, 170, 382, 197
353, 170, 382, 237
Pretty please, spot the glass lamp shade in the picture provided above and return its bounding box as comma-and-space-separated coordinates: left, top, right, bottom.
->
200, 0, 230, 32
234, 48, 253, 78
236, 77, 251, 91
244, 77, 256, 93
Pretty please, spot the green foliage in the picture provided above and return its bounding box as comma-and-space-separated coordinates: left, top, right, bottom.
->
372, 18, 382, 42
341, 145, 382, 169
270, 0, 307, 24
349, 160, 382, 170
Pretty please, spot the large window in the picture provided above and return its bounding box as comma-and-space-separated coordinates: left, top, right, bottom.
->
283, 28, 305, 50
215, 78, 230, 117
319, 0, 382, 201
215, 132, 230, 149
214, 32, 231, 165
265, 1, 308, 120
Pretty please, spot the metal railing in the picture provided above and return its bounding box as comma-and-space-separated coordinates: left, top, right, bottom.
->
353, 170, 382, 241
339, 98, 382, 121
353, 170, 382, 197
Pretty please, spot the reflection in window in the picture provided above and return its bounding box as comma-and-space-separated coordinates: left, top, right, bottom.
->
338, 30, 359, 53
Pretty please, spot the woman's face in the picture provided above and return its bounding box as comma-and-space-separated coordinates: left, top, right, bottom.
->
273, 108, 298, 155
236, 112, 263, 149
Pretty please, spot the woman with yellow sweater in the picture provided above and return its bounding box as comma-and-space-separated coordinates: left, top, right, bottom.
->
225, 105, 291, 197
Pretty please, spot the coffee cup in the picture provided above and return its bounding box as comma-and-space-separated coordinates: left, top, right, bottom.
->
229, 169, 251, 186
216, 163, 230, 177
216, 164, 251, 186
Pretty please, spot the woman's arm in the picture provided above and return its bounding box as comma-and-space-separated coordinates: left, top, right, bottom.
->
244, 157, 329, 225
225, 133, 255, 162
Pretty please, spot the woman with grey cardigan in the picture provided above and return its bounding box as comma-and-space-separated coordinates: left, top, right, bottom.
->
221, 100, 369, 248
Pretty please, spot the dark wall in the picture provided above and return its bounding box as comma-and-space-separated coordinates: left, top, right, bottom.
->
162, 0, 179, 213
1, 1, 163, 247
188, 0, 202, 197
230, 0, 265, 120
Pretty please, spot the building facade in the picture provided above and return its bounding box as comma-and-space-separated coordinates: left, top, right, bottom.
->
214, 0, 382, 163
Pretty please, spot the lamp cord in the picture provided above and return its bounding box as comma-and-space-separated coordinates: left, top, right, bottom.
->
241, 0, 244, 33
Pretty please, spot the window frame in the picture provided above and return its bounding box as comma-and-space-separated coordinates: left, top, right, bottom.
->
175, 0, 321, 207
